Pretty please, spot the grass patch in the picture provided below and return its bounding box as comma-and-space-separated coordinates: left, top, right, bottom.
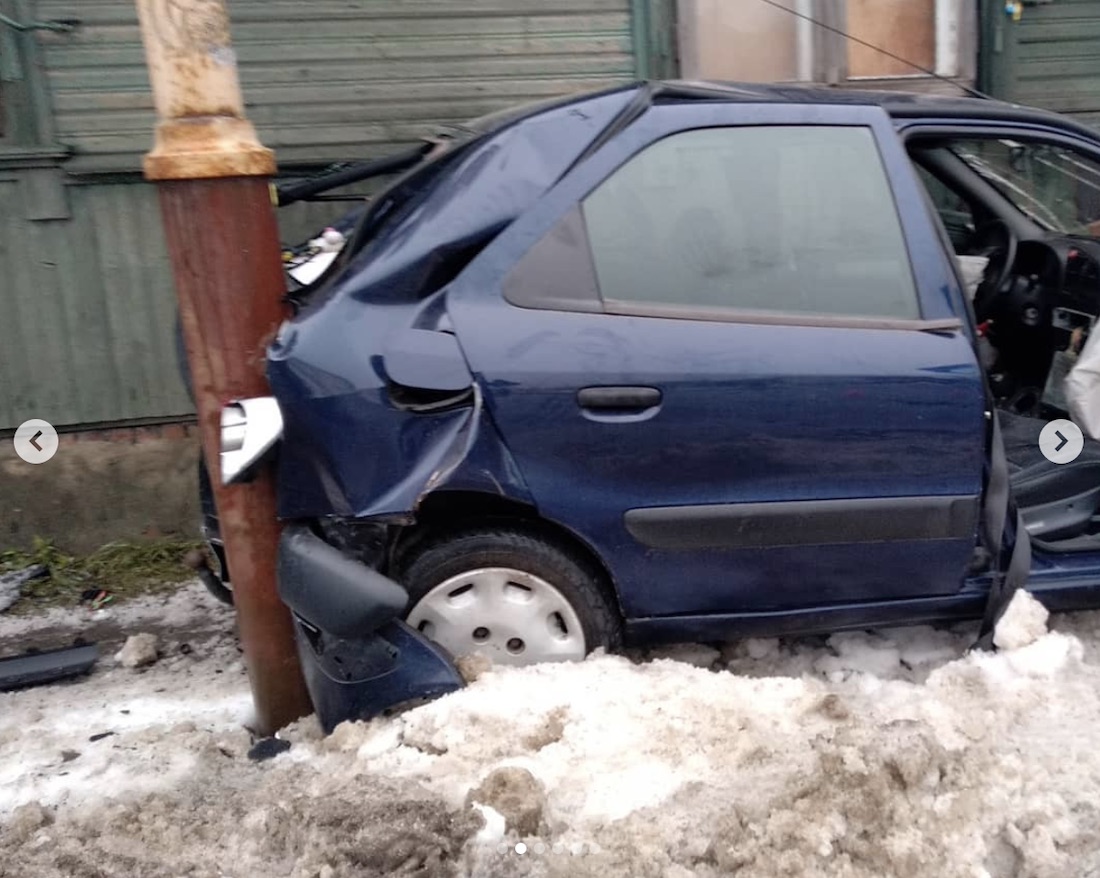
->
1, 536, 203, 615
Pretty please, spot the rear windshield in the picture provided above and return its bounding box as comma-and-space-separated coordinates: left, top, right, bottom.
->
343, 89, 629, 262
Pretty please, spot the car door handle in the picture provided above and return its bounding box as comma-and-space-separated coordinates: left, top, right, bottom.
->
576, 386, 662, 411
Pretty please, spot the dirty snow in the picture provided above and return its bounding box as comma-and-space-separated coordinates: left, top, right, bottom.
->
0, 578, 225, 642
3, 588, 1100, 877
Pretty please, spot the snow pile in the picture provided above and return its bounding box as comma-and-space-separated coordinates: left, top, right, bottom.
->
4, 590, 1100, 878
995, 589, 1051, 650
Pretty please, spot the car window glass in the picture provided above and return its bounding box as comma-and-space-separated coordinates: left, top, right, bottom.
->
581, 126, 919, 320
950, 139, 1100, 237
503, 205, 603, 312
913, 164, 976, 253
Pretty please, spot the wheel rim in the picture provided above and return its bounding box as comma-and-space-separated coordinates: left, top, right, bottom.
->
406, 567, 587, 665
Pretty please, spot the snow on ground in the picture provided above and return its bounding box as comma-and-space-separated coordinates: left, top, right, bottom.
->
3, 587, 1100, 877
0, 578, 230, 646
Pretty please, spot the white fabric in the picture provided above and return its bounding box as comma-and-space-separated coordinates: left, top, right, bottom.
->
1066, 328, 1100, 439
956, 255, 989, 300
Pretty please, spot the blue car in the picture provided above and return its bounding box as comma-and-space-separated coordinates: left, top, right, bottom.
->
207, 82, 1100, 729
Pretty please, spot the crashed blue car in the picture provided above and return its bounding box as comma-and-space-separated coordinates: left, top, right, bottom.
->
201, 81, 1100, 729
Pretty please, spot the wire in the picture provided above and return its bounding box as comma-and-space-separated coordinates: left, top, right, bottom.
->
755, 0, 991, 100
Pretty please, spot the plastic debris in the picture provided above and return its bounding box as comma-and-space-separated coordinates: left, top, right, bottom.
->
247, 736, 292, 762
80, 589, 115, 612
0, 643, 98, 692
0, 565, 47, 613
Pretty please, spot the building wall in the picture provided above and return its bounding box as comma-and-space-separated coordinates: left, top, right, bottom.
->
0, 174, 191, 429
0, 421, 202, 554
679, 0, 977, 95
982, 0, 1100, 129
0, 0, 668, 551
0, 0, 646, 433
35, 0, 641, 174
680, 0, 801, 82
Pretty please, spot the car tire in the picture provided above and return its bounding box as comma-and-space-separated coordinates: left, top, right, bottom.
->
397, 526, 621, 665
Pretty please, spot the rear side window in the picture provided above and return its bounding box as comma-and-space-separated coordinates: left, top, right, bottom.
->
583, 126, 918, 320
506, 125, 920, 322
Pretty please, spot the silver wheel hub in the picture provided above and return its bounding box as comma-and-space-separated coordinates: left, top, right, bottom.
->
406, 567, 586, 665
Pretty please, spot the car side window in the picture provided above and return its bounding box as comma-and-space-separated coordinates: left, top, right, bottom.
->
913, 164, 976, 253
581, 126, 919, 320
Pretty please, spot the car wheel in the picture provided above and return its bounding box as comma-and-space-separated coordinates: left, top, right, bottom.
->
398, 527, 621, 665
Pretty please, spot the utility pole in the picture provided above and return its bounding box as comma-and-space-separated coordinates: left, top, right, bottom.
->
134, 0, 312, 734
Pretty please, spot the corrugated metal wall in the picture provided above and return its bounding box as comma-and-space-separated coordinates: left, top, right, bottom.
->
984, 0, 1100, 129
35, 0, 637, 173
0, 0, 646, 429
0, 173, 191, 427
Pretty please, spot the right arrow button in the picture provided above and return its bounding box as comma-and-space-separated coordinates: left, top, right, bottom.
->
1039, 419, 1084, 464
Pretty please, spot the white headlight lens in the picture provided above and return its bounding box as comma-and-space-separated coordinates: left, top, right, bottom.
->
219, 397, 283, 485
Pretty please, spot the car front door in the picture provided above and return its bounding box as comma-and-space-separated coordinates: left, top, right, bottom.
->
448, 101, 988, 621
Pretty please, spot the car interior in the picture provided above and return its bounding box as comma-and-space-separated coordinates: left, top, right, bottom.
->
909, 136, 1100, 553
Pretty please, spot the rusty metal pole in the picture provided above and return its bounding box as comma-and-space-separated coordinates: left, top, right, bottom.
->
134, 0, 312, 733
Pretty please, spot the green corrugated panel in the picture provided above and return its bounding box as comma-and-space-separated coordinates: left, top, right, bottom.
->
0, 174, 192, 428
5, 0, 663, 427
984, 0, 1100, 122
34, 0, 638, 172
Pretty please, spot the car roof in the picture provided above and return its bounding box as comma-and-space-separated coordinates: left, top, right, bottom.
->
658, 79, 1100, 138
451, 80, 1099, 147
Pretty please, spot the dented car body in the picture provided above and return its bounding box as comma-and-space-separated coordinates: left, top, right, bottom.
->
267, 88, 638, 522
204, 82, 1100, 729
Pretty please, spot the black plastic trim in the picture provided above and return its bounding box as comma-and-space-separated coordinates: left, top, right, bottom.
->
277, 525, 407, 638
577, 386, 662, 410
624, 495, 980, 550
0, 644, 99, 691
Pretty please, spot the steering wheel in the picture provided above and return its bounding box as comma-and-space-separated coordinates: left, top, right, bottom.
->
970, 220, 1018, 321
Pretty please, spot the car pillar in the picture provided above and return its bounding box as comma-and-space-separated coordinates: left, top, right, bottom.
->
133, 0, 313, 734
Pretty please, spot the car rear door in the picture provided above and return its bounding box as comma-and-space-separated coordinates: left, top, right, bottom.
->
447, 100, 987, 621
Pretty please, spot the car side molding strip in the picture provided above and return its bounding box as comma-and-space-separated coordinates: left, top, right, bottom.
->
624, 495, 980, 550
602, 299, 964, 333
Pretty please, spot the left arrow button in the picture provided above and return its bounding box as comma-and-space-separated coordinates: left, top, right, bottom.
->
13, 419, 58, 464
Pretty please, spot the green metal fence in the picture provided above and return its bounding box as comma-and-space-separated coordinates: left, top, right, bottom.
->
0, 0, 673, 429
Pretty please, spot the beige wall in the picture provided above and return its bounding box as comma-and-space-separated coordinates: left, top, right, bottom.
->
848, 0, 935, 77
680, 0, 800, 82
678, 0, 976, 92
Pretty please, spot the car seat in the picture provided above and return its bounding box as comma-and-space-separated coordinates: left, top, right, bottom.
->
1001, 410, 1100, 543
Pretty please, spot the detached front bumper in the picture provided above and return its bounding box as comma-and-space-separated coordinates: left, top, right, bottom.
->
276, 525, 463, 732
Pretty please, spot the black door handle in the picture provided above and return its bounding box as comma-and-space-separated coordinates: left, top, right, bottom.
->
576, 386, 662, 410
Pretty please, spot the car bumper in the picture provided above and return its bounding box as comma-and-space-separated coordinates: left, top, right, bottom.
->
276, 524, 463, 732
